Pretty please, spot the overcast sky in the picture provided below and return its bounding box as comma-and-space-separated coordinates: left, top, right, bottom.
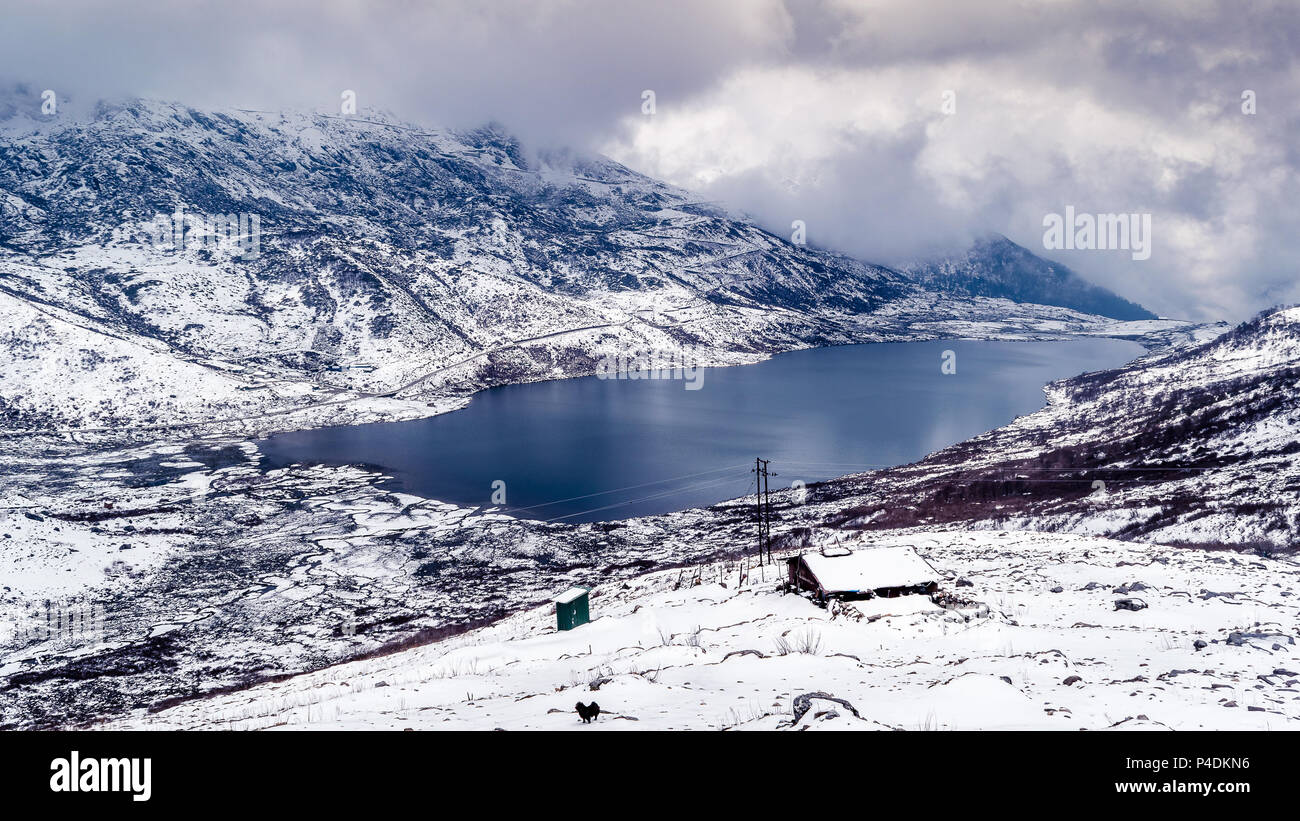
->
2, 0, 1297, 321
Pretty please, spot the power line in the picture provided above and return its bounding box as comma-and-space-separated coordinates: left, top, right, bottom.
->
538, 473, 751, 523
540, 474, 749, 523
775, 459, 1227, 473
503, 462, 750, 514
505, 456, 1230, 526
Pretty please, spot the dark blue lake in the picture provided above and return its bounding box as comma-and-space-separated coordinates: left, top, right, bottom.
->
258, 338, 1143, 522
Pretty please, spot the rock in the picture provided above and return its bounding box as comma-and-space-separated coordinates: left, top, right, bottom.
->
1194, 639, 1207, 651
1062, 675, 1082, 686
1050, 586, 1063, 593
721, 649, 768, 662
955, 578, 973, 587
1225, 630, 1292, 647
791, 692, 861, 724
1081, 582, 1104, 591
1223, 700, 1237, 707
1200, 589, 1238, 600
374, 680, 389, 688
1113, 581, 1150, 594
1248, 706, 1265, 712
999, 676, 1013, 685
1113, 598, 1148, 611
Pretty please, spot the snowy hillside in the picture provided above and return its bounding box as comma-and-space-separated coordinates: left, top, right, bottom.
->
0, 92, 1190, 434
750, 306, 1300, 547
106, 530, 1300, 731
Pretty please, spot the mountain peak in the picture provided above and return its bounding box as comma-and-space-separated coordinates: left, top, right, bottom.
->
900, 233, 1158, 321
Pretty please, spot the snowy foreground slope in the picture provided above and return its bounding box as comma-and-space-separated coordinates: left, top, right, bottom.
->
108, 530, 1300, 731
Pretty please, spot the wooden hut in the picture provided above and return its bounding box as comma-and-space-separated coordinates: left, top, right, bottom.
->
787, 545, 939, 601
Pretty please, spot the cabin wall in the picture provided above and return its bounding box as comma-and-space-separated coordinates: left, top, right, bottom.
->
873, 581, 939, 598
787, 559, 823, 595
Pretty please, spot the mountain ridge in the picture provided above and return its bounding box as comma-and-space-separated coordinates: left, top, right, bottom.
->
0, 95, 1187, 435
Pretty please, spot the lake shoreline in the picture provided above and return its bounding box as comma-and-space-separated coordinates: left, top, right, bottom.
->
257, 337, 1148, 523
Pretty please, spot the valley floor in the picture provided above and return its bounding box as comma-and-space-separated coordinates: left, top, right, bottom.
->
106, 530, 1300, 731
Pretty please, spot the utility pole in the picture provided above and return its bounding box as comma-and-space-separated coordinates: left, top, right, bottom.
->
753, 458, 771, 564
762, 461, 772, 563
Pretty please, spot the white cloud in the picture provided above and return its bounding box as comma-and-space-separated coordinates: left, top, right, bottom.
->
602, 2, 1300, 320
2, 0, 1297, 320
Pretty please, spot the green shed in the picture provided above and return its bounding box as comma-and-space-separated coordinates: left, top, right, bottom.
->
554, 586, 591, 631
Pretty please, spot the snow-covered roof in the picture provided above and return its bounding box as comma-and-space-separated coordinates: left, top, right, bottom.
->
797, 546, 937, 593
553, 586, 589, 605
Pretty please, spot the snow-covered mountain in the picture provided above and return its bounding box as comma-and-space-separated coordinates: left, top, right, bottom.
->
0, 92, 1181, 434
901, 233, 1157, 321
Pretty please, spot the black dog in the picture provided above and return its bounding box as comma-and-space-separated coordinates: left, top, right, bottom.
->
575, 701, 601, 723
